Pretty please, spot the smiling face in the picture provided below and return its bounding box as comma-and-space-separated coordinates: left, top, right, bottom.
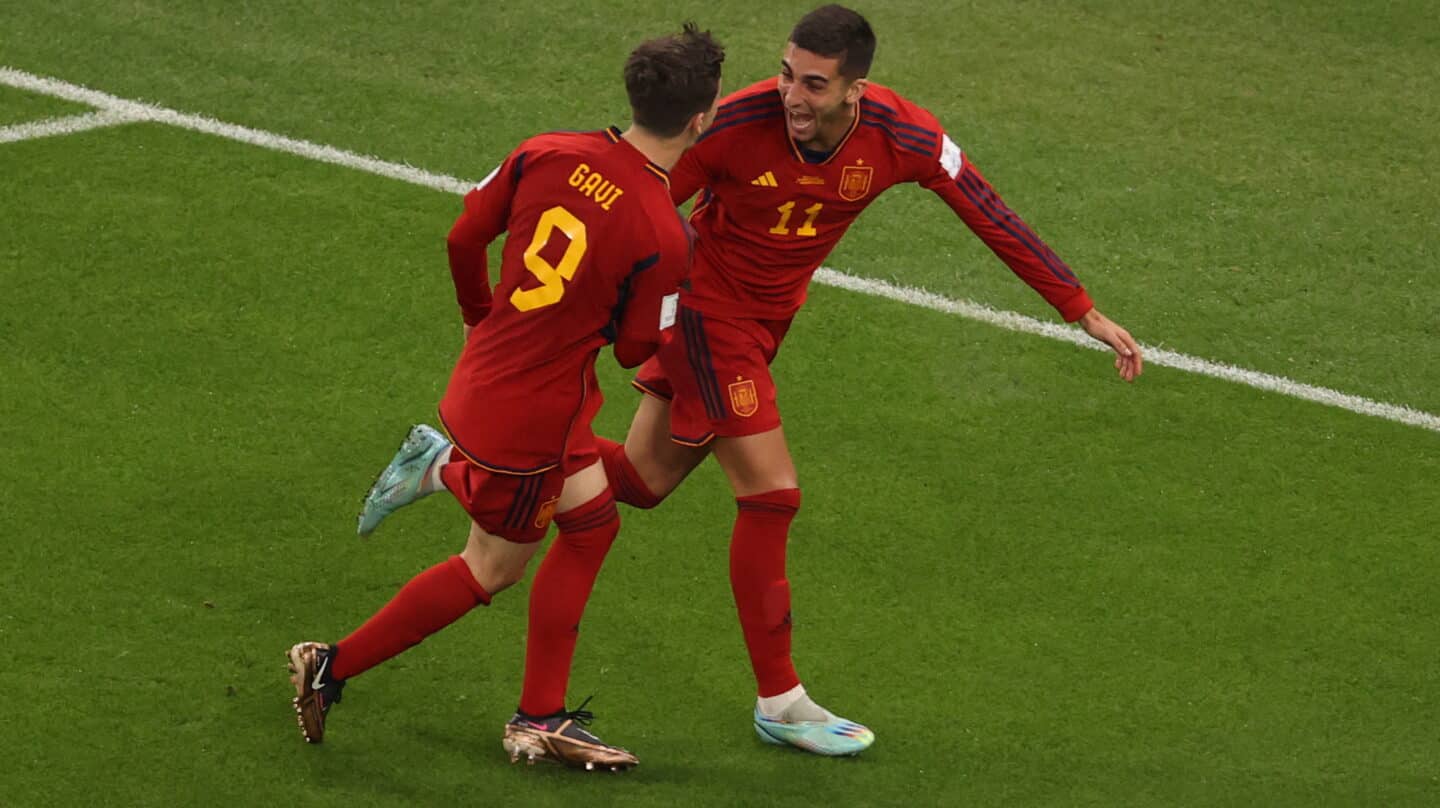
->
777, 42, 868, 151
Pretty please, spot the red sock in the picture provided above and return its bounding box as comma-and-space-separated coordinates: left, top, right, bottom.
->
519, 491, 620, 716
331, 555, 490, 680
730, 488, 802, 697
597, 437, 662, 509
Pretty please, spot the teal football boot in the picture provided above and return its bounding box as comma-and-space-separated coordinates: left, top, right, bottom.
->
753, 703, 875, 756
356, 424, 450, 536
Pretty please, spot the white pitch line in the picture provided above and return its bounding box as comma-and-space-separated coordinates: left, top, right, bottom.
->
2, 65, 1437, 435
0, 109, 139, 144
0, 66, 470, 194
814, 270, 1440, 433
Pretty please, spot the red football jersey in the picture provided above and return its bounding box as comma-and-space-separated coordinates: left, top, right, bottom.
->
440, 127, 688, 474
670, 78, 1094, 322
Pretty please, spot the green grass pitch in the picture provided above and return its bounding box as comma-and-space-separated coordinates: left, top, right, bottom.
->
2, 1, 1438, 805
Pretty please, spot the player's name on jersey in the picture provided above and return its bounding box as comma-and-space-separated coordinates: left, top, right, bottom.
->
568, 162, 624, 211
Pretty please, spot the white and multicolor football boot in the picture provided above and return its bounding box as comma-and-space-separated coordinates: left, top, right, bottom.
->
356, 424, 450, 536
753, 698, 874, 756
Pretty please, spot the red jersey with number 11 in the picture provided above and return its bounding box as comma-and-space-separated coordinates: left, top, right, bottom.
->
669, 78, 1094, 322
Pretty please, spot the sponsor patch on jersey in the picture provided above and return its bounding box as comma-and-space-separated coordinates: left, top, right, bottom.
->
797, 175, 825, 185
728, 377, 759, 418
659, 293, 678, 329
940, 134, 963, 179
839, 163, 873, 201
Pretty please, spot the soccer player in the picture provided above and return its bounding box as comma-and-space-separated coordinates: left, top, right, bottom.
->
285, 25, 724, 772
528, 4, 1145, 757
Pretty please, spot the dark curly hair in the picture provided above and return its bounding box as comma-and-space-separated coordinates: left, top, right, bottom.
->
624, 23, 726, 137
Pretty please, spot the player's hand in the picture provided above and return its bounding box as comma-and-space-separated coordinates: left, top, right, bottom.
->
1078, 308, 1143, 382
463, 323, 473, 343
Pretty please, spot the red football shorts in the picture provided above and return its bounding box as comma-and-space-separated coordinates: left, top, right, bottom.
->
437, 377, 602, 544
438, 432, 600, 544
633, 305, 793, 446
439, 453, 563, 544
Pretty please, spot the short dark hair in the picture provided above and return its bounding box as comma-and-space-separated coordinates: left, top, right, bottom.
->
789, 5, 876, 79
624, 23, 725, 138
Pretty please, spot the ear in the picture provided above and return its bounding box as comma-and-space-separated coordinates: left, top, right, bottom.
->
689, 109, 709, 140
845, 78, 869, 105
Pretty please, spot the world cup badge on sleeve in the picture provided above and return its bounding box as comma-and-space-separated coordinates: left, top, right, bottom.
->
839, 162, 873, 201
728, 377, 759, 418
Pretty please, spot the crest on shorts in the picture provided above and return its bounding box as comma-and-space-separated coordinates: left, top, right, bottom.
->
728, 377, 759, 418
839, 162, 873, 201
534, 496, 560, 529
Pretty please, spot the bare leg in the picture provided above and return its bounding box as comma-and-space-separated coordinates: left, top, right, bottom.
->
622, 394, 710, 498
459, 520, 543, 596
710, 427, 799, 496
556, 459, 608, 513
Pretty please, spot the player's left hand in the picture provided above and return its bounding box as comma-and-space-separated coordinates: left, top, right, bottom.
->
1078, 308, 1143, 382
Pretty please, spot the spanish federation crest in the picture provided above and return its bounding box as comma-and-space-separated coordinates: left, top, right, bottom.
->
533, 495, 560, 529
839, 163, 873, 201
728, 377, 759, 418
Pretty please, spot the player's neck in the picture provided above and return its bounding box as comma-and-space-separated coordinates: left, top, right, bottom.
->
806, 104, 858, 153
620, 127, 687, 172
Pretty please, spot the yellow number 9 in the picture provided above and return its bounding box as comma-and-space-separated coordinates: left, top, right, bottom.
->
510, 205, 588, 312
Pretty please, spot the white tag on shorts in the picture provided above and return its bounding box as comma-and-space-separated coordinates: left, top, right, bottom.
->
659, 293, 678, 329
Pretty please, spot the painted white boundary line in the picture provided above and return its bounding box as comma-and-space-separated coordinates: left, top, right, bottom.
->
3, 65, 1437, 434
0, 109, 140, 144
814, 270, 1440, 432
0, 67, 470, 194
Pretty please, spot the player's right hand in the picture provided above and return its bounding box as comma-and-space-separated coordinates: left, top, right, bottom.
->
1078, 308, 1143, 383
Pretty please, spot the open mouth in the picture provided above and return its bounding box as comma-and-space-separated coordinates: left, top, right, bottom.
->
786, 109, 816, 139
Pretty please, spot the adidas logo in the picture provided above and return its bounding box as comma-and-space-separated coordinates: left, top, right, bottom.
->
750, 171, 779, 187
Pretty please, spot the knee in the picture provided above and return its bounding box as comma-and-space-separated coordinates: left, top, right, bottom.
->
554, 503, 621, 555
646, 443, 709, 500
634, 467, 679, 507
736, 486, 802, 517
459, 540, 532, 595
601, 438, 688, 509
714, 434, 799, 497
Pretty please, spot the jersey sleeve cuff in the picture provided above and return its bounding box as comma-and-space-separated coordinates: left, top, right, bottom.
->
461, 304, 491, 327
1056, 289, 1094, 323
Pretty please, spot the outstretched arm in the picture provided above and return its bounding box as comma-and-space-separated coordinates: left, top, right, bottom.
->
922, 157, 1092, 319
920, 148, 1142, 381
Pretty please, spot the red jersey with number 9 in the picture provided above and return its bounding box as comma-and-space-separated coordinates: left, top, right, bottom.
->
669, 78, 1093, 322
440, 127, 688, 474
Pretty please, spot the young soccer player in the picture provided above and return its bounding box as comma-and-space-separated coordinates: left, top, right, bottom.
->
286, 24, 724, 772
529, 4, 1144, 756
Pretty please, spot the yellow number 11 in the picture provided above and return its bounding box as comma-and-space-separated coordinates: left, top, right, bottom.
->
768, 201, 823, 237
